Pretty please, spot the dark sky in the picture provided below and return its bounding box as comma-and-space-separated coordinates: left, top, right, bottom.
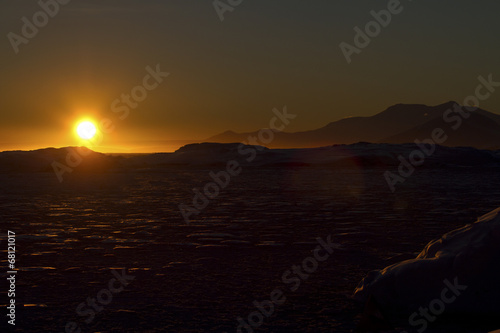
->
1, 0, 500, 152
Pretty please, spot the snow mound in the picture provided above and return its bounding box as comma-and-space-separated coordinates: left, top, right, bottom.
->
354, 207, 500, 318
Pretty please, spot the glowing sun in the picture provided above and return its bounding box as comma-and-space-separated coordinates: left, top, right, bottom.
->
76, 121, 97, 140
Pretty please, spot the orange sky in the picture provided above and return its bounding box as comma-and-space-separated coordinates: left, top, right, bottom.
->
1, 1, 500, 152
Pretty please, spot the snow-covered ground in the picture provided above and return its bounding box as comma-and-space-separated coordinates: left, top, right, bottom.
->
354, 207, 500, 331
2, 144, 500, 332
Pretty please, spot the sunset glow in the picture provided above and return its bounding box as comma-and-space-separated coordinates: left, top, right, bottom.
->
2, 2, 500, 332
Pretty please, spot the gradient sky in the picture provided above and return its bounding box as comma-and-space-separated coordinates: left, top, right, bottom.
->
1, 0, 500, 152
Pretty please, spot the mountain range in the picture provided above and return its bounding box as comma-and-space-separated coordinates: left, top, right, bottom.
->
206, 102, 500, 149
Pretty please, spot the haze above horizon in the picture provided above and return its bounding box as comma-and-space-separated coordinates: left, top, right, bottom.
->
1, 0, 500, 153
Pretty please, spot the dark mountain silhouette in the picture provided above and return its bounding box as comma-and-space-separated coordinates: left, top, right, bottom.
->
0, 147, 114, 173
383, 111, 500, 149
206, 102, 500, 149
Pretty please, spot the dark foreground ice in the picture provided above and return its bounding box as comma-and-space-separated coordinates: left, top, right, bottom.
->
1, 165, 500, 332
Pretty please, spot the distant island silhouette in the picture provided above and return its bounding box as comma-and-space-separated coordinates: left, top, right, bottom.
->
206, 102, 500, 149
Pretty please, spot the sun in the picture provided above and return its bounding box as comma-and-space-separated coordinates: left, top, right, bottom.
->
76, 121, 97, 140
